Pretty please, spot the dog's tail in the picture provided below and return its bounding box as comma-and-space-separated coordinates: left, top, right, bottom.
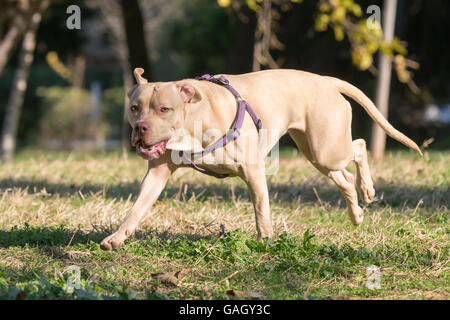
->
328, 77, 422, 156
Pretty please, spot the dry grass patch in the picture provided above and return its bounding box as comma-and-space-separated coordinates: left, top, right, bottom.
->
0, 149, 448, 299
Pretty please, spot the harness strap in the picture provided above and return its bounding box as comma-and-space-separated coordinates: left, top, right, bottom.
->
176, 74, 262, 179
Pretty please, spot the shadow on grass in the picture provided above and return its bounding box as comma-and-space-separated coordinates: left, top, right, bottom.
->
0, 225, 106, 248
0, 177, 448, 209
0, 224, 217, 249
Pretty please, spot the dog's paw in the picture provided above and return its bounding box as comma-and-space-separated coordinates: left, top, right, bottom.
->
361, 186, 376, 206
356, 177, 375, 206
349, 206, 364, 226
100, 229, 132, 251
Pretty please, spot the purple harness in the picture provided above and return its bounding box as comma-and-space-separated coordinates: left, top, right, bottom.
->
177, 74, 262, 178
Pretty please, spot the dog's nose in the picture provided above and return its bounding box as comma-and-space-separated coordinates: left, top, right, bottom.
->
135, 121, 149, 136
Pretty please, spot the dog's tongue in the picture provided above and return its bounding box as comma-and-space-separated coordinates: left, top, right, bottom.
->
137, 140, 167, 160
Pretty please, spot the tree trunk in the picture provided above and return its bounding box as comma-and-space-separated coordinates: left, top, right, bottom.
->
119, 0, 151, 77
119, 0, 151, 152
0, 21, 27, 74
1, 9, 44, 163
252, 0, 278, 71
121, 66, 133, 153
70, 55, 86, 89
0, 0, 46, 75
224, 7, 256, 74
370, 0, 398, 160
89, 0, 135, 151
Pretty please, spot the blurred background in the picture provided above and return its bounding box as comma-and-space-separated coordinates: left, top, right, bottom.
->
0, 0, 449, 163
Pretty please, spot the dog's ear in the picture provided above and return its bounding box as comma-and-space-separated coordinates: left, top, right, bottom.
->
177, 82, 202, 103
134, 68, 148, 85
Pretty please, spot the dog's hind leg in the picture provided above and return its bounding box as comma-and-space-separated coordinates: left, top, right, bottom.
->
328, 170, 364, 226
288, 129, 364, 226
352, 139, 375, 205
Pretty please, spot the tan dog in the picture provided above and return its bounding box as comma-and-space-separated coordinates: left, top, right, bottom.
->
99, 68, 421, 250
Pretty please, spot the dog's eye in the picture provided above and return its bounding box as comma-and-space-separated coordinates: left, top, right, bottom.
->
130, 105, 138, 112
160, 107, 170, 113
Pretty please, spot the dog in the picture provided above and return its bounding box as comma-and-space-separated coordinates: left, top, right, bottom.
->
99, 68, 421, 250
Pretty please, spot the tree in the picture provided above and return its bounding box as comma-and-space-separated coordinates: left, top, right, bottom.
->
218, 0, 420, 157
89, 0, 151, 151
224, 5, 257, 74
370, 0, 396, 160
0, 0, 47, 74
119, 0, 151, 76
253, 0, 277, 71
88, 0, 134, 151
1, 0, 50, 163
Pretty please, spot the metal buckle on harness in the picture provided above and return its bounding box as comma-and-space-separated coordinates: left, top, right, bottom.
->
216, 76, 229, 85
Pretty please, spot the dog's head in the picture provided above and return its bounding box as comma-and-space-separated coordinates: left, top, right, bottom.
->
127, 68, 202, 160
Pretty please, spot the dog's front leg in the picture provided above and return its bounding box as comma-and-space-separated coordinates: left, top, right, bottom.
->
241, 164, 274, 241
100, 158, 174, 250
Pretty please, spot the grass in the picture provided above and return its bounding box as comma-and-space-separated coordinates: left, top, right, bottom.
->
0, 148, 448, 300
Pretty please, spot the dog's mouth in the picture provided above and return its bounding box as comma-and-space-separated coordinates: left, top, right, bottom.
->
136, 140, 168, 160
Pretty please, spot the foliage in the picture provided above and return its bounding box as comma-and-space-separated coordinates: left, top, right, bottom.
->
217, 0, 419, 88
102, 87, 125, 140
158, 0, 233, 78
314, 0, 418, 88
0, 222, 447, 299
37, 86, 107, 144
46, 51, 72, 83
1, 0, 448, 149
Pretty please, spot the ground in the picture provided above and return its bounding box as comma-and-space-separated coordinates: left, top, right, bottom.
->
0, 148, 448, 299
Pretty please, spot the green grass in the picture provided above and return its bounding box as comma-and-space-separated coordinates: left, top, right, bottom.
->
0, 148, 448, 299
